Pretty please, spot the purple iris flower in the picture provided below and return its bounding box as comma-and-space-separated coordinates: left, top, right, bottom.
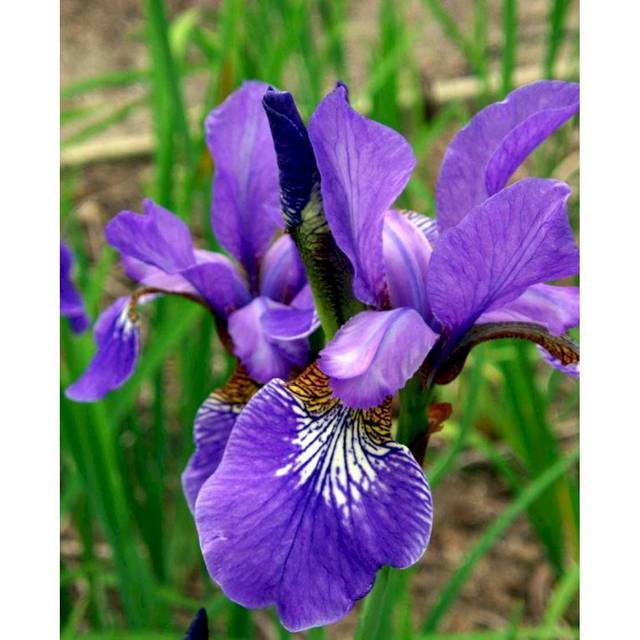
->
64, 82, 319, 509
60, 241, 89, 333
184, 608, 208, 640
192, 80, 579, 631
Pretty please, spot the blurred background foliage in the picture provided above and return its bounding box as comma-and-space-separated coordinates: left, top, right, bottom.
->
60, 0, 579, 638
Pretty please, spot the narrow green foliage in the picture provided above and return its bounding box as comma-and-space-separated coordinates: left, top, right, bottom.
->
421, 448, 579, 632
545, 0, 572, 78
501, 0, 518, 95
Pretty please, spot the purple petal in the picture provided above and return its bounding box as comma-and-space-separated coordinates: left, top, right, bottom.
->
182, 366, 259, 512
194, 366, 432, 631
261, 284, 320, 341
60, 242, 89, 333
259, 235, 306, 304
436, 80, 579, 230
479, 284, 579, 336
537, 345, 579, 378
261, 307, 319, 341
319, 309, 437, 409
308, 84, 416, 305
65, 297, 140, 402
427, 179, 579, 336
228, 297, 309, 383
182, 253, 251, 318
403, 211, 440, 246
206, 81, 281, 283
120, 255, 197, 294
105, 199, 195, 273
383, 210, 433, 322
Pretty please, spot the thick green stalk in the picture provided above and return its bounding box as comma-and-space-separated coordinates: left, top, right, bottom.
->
291, 191, 364, 340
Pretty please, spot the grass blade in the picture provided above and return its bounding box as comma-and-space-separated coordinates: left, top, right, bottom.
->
421, 447, 579, 632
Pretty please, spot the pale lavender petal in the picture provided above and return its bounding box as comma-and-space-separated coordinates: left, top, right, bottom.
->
206, 81, 280, 284
194, 366, 432, 631
60, 242, 89, 333
182, 367, 259, 512
319, 309, 437, 409
105, 199, 195, 273
479, 284, 579, 336
65, 297, 139, 402
228, 297, 309, 383
427, 179, 579, 336
259, 235, 306, 304
436, 80, 579, 229
537, 345, 579, 378
383, 210, 433, 322
308, 83, 416, 305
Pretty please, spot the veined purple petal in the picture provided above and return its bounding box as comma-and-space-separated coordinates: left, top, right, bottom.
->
479, 284, 579, 336
537, 345, 579, 378
195, 365, 432, 631
228, 297, 309, 384
262, 89, 319, 228
259, 235, 306, 304
105, 199, 195, 273
308, 83, 416, 305
182, 366, 259, 513
436, 80, 579, 230
383, 210, 433, 322
65, 296, 140, 402
206, 81, 281, 284
427, 179, 579, 336
319, 309, 437, 409
60, 242, 89, 333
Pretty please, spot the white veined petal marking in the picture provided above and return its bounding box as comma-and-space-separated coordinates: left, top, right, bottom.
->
274, 364, 410, 520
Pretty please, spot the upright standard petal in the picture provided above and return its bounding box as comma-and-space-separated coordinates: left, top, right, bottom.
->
259, 234, 306, 304
319, 309, 438, 409
308, 84, 416, 305
436, 80, 579, 229
383, 210, 433, 322
228, 297, 309, 384
60, 242, 89, 333
427, 179, 579, 337
65, 297, 140, 402
262, 89, 319, 228
195, 365, 432, 631
478, 284, 579, 336
105, 199, 195, 273
182, 365, 259, 512
206, 81, 280, 284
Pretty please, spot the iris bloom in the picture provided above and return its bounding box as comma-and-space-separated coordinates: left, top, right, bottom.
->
184, 608, 208, 640
60, 241, 89, 333
193, 81, 579, 630
65, 82, 318, 508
